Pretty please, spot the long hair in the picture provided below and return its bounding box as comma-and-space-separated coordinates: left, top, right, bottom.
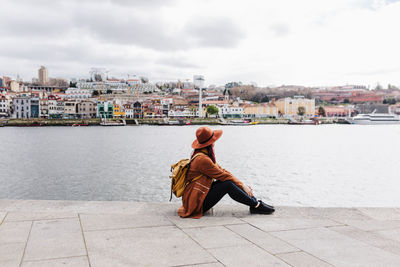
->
192, 145, 216, 163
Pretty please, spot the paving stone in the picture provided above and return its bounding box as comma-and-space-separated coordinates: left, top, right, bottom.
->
269, 206, 320, 219
168, 215, 245, 228
84, 225, 215, 266
183, 225, 251, 249
0, 259, 22, 267
0, 242, 26, 262
6, 200, 146, 214
306, 207, 372, 221
80, 214, 173, 231
136, 202, 181, 216
0, 199, 17, 210
176, 263, 224, 267
21, 256, 89, 267
227, 224, 300, 254
358, 208, 400, 220
330, 225, 400, 256
377, 228, 400, 243
271, 227, 400, 266
23, 218, 86, 261
5, 212, 77, 222
0, 221, 32, 243
0, 211, 6, 224
276, 251, 333, 267
208, 244, 289, 267
241, 217, 342, 232
333, 218, 400, 231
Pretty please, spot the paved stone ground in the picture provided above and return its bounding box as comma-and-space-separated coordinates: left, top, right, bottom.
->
1, 200, 400, 266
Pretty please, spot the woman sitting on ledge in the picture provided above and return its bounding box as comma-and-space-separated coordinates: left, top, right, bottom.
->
178, 126, 275, 219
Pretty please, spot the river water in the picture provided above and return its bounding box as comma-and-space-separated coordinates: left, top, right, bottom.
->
0, 125, 399, 207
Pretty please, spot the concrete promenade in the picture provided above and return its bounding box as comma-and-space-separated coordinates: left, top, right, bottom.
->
1, 200, 400, 266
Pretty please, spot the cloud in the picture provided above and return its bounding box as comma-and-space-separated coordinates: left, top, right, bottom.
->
269, 23, 290, 37
156, 56, 201, 69
111, 0, 176, 7
183, 17, 245, 48
1, 0, 400, 86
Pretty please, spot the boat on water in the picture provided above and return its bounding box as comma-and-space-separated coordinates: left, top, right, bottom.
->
71, 123, 89, 127
288, 118, 319, 125
229, 119, 251, 125
346, 111, 400, 125
100, 118, 126, 126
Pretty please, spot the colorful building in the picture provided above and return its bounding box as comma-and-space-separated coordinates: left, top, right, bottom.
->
97, 101, 113, 118
243, 103, 278, 118
276, 96, 315, 117
113, 103, 125, 118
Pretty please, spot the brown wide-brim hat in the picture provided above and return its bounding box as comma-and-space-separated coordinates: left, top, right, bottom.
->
192, 126, 223, 149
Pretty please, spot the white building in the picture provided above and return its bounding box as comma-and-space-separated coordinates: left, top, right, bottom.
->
0, 94, 11, 117
169, 107, 197, 118
65, 88, 92, 99
48, 95, 64, 119
12, 94, 31, 119
218, 104, 243, 118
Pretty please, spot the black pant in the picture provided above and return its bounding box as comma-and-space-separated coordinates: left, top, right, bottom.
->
202, 180, 258, 213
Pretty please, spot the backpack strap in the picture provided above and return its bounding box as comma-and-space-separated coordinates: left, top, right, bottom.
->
169, 152, 206, 202
185, 152, 206, 185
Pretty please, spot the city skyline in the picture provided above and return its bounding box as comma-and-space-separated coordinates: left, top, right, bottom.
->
1, 0, 400, 87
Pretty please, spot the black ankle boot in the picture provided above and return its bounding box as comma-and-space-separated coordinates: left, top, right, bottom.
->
250, 200, 275, 214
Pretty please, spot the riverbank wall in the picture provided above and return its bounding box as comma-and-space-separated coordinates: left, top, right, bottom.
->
1, 199, 400, 266
0, 117, 339, 126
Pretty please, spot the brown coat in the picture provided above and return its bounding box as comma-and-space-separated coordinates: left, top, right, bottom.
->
177, 153, 244, 219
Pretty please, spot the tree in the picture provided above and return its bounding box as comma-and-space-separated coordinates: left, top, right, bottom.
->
206, 105, 219, 116
318, 106, 326, 117
297, 106, 306, 116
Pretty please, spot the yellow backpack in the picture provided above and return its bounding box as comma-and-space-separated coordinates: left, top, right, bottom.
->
169, 153, 204, 201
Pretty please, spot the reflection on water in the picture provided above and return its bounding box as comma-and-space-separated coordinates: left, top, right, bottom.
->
0, 125, 399, 207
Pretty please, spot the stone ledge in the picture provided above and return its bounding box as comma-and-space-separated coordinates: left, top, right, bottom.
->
1, 199, 400, 266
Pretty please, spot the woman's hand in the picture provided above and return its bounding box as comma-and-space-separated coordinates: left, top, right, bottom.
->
243, 185, 254, 197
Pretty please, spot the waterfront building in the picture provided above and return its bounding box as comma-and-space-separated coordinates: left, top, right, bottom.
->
276, 96, 315, 117
113, 103, 125, 118
218, 104, 243, 118
77, 100, 97, 119
0, 94, 11, 117
63, 100, 79, 119
38, 66, 49, 85
161, 98, 173, 117
65, 88, 92, 99
320, 106, 353, 117
48, 95, 64, 119
124, 104, 134, 118
243, 103, 278, 118
12, 93, 31, 119
168, 106, 197, 118
39, 96, 49, 119
133, 101, 142, 118
97, 101, 113, 118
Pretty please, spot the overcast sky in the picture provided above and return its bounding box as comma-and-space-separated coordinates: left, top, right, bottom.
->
1, 0, 400, 87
